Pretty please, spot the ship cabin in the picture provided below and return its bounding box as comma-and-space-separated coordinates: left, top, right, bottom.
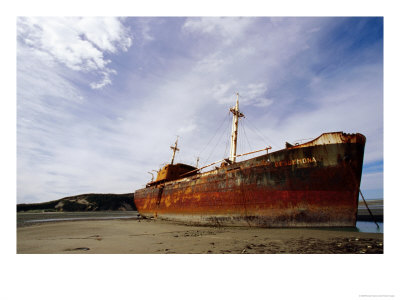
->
147, 163, 198, 187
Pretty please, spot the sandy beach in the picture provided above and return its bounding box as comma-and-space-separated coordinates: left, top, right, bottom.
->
17, 217, 383, 254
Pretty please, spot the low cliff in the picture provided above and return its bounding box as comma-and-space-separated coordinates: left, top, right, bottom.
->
17, 193, 135, 212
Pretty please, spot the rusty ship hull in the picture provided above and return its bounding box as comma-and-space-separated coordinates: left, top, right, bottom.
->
134, 132, 366, 227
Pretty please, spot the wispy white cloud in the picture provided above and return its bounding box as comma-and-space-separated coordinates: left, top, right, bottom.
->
241, 83, 273, 108
194, 52, 228, 73
17, 17, 132, 89
211, 81, 238, 104
136, 18, 155, 43
89, 69, 117, 89
183, 17, 253, 45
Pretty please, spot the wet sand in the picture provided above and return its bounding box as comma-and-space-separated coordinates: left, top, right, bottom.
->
17, 218, 383, 254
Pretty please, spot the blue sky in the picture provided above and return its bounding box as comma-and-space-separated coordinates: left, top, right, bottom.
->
17, 17, 383, 203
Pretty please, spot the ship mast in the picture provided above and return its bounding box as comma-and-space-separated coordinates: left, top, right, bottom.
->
170, 136, 180, 165
229, 93, 244, 163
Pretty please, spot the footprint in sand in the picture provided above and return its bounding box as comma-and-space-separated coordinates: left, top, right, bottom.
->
65, 247, 90, 251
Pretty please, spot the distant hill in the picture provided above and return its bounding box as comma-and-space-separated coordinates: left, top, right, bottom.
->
17, 193, 135, 212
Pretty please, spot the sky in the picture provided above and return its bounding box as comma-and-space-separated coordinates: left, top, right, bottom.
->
16, 16, 383, 203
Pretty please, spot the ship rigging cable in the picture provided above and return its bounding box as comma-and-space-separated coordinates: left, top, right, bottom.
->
244, 117, 278, 149
204, 117, 231, 166
197, 111, 230, 157
200, 111, 231, 166
223, 126, 230, 159
240, 118, 253, 155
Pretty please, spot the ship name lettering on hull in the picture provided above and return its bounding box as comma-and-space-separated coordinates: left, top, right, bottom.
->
275, 157, 317, 167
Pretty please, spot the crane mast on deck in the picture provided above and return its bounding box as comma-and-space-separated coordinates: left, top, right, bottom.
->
229, 93, 245, 163
170, 136, 180, 164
